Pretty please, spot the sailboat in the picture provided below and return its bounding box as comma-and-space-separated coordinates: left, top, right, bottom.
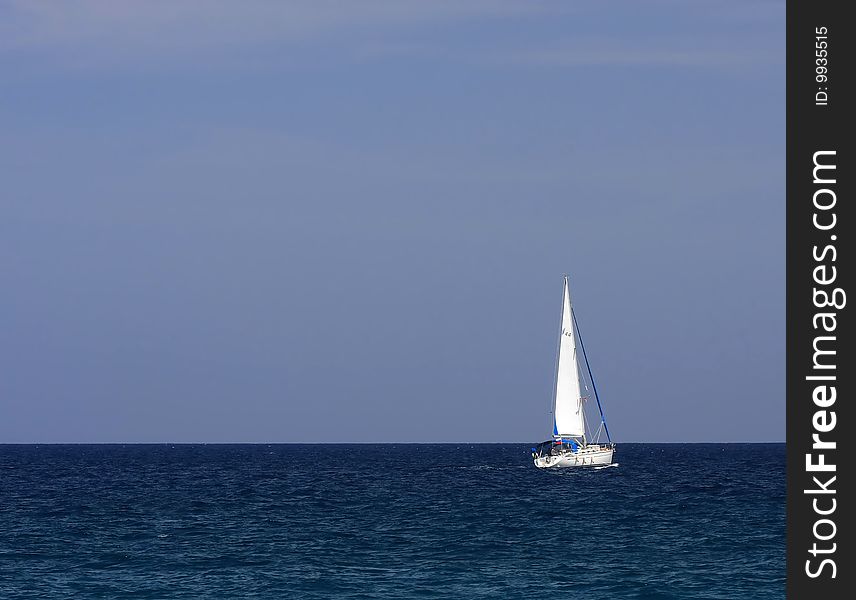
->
532, 275, 615, 468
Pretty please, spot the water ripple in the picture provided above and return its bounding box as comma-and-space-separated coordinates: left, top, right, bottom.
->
0, 444, 784, 599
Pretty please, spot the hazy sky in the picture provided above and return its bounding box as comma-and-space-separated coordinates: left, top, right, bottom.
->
1, 1, 783, 443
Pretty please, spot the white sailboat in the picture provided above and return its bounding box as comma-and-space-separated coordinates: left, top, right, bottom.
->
532, 275, 615, 468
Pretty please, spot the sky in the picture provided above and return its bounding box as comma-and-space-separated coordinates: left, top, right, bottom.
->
0, 1, 784, 443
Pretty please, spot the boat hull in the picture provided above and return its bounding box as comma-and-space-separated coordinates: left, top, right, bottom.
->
533, 445, 615, 468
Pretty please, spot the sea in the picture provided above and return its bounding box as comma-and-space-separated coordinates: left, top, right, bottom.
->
0, 444, 784, 599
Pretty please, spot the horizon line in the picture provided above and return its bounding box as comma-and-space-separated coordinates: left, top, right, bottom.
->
0, 440, 786, 445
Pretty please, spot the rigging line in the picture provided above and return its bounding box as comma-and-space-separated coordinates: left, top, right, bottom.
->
572, 306, 612, 443
580, 397, 590, 447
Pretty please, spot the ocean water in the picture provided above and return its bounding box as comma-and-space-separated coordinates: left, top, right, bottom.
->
0, 444, 784, 599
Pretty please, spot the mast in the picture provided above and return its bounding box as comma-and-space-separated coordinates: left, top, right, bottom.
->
549, 275, 564, 436
552, 275, 585, 440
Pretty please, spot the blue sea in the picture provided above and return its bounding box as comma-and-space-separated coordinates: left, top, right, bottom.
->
0, 444, 784, 599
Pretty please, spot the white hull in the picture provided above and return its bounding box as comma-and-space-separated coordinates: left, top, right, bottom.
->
533, 445, 614, 468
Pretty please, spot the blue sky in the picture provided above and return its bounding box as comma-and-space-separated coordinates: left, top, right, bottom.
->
0, 1, 784, 442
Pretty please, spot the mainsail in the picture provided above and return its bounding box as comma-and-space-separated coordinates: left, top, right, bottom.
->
553, 276, 585, 438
